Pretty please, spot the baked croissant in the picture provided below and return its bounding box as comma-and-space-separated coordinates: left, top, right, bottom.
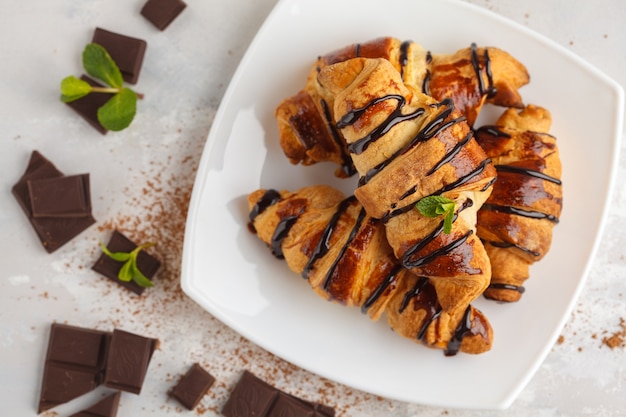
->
248, 185, 493, 355
275, 37, 529, 177
317, 57, 496, 319
475, 105, 563, 302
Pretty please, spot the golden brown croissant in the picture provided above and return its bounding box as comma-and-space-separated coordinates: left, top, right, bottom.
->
247, 185, 493, 355
475, 105, 563, 302
275, 37, 529, 177
317, 57, 496, 319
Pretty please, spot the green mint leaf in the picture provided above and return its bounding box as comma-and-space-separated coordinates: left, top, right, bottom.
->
416, 195, 457, 234
443, 208, 454, 234
60, 76, 93, 103
97, 88, 137, 131
100, 242, 132, 262
118, 260, 134, 282
83, 43, 124, 88
130, 262, 154, 287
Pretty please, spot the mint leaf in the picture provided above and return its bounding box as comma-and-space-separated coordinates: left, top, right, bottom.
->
60, 76, 93, 102
416, 195, 457, 234
130, 261, 155, 288
97, 88, 137, 131
82, 43, 124, 88
118, 260, 134, 282
99, 242, 132, 262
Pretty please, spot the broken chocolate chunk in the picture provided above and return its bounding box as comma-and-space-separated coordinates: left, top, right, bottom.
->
65, 76, 113, 134
69, 391, 121, 417
104, 329, 158, 394
92, 28, 147, 84
92, 230, 161, 295
170, 363, 215, 410
12, 151, 96, 253
141, 0, 187, 31
38, 323, 111, 413
28, 174, 92, 218
222, 371, 335, 417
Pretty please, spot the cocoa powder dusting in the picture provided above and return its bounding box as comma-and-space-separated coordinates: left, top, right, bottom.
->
601, 318, 626, 350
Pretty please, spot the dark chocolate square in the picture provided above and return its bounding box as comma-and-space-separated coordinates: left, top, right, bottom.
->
12, 151, 96, 253
170, 363, 215, 410
141, 0, 187, 31
38, 323, 111, 413
104, 329, 158, 394
222, 371, 279, 417
92, 230, 161, 295
267, 393, 314, 417
66, 76, 113, 134
28, 174, 91, 218
69, 391, 121, 417
92, 28, 147, 84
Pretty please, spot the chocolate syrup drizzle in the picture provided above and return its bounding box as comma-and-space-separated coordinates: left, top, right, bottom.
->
322, 207, 368, 291
401, 199, 474, 269
249, 189, 282, 226
320, 99, 357, 177
399, 41, 411, 80
470, 43, 497, 99
481, 203, 560, 223
270, 215, 299, 259
397, 277, 478, 355
494, 164, 562, 185
422, 51, 433, 96
337, 95, 425, 155
356, 98, 466, 187
301, 196, 357, 279
361, 264, 404, 314
486, 240, 541, 258
487, 282, 526, 294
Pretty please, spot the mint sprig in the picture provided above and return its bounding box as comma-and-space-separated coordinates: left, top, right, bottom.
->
415, 196, 457, 234
99, 241, 156, 287
61, 43, 139, 131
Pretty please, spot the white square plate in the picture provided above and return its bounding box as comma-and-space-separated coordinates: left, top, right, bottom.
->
181, 0, 624, 409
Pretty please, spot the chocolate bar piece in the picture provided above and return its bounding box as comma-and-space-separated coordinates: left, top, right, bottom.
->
69, 391, 121, 417
104, 329, 158, 394
141, 0, 187, 31
222, 371, 335, 417
92, 230, 161, 295
38, 323, 111, 413
66, 76, 113, 134
170, 363, 215, 410
28, 174, 92, 218
92, 28, 147, 84
12, 151, 96, 253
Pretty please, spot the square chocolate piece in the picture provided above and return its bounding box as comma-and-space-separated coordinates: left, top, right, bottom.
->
28, 174, 92, 218
92, 28, 147, 84
141, 0, 187, 31
70, 391, 121, 417
66, 75, 113, 134
38, 323, 111, 413
12, 151, 96, 253
104, 329, 158, 394
267, 393, 315, 417
222, 371, 279, 417
170, 363, 215, 410
92, 230, 161, 295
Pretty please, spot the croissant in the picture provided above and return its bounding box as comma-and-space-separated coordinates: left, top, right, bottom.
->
475, 105, 563, 302
247, 185, 493, 355
316, 57, 496, 320
275, 37, 529, 177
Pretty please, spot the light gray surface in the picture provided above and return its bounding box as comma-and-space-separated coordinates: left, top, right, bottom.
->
1, 0, 624, 416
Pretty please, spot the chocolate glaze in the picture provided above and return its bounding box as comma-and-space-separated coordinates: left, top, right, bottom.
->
270, 215, 299, 259
486, 282, 526, 294
445, 306, 473, 356
481, 203, 560, 223
399, 277, 443, 342
361, 264, 404, 314
338, 95, 425, 155
486, 240, 541, 257
320, 99, 357, 177
322, 207, 367, 291
495, 164, 562, 185
301, 196, 357, 279
249, 189, 281, 226
470, 43, 497, 98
